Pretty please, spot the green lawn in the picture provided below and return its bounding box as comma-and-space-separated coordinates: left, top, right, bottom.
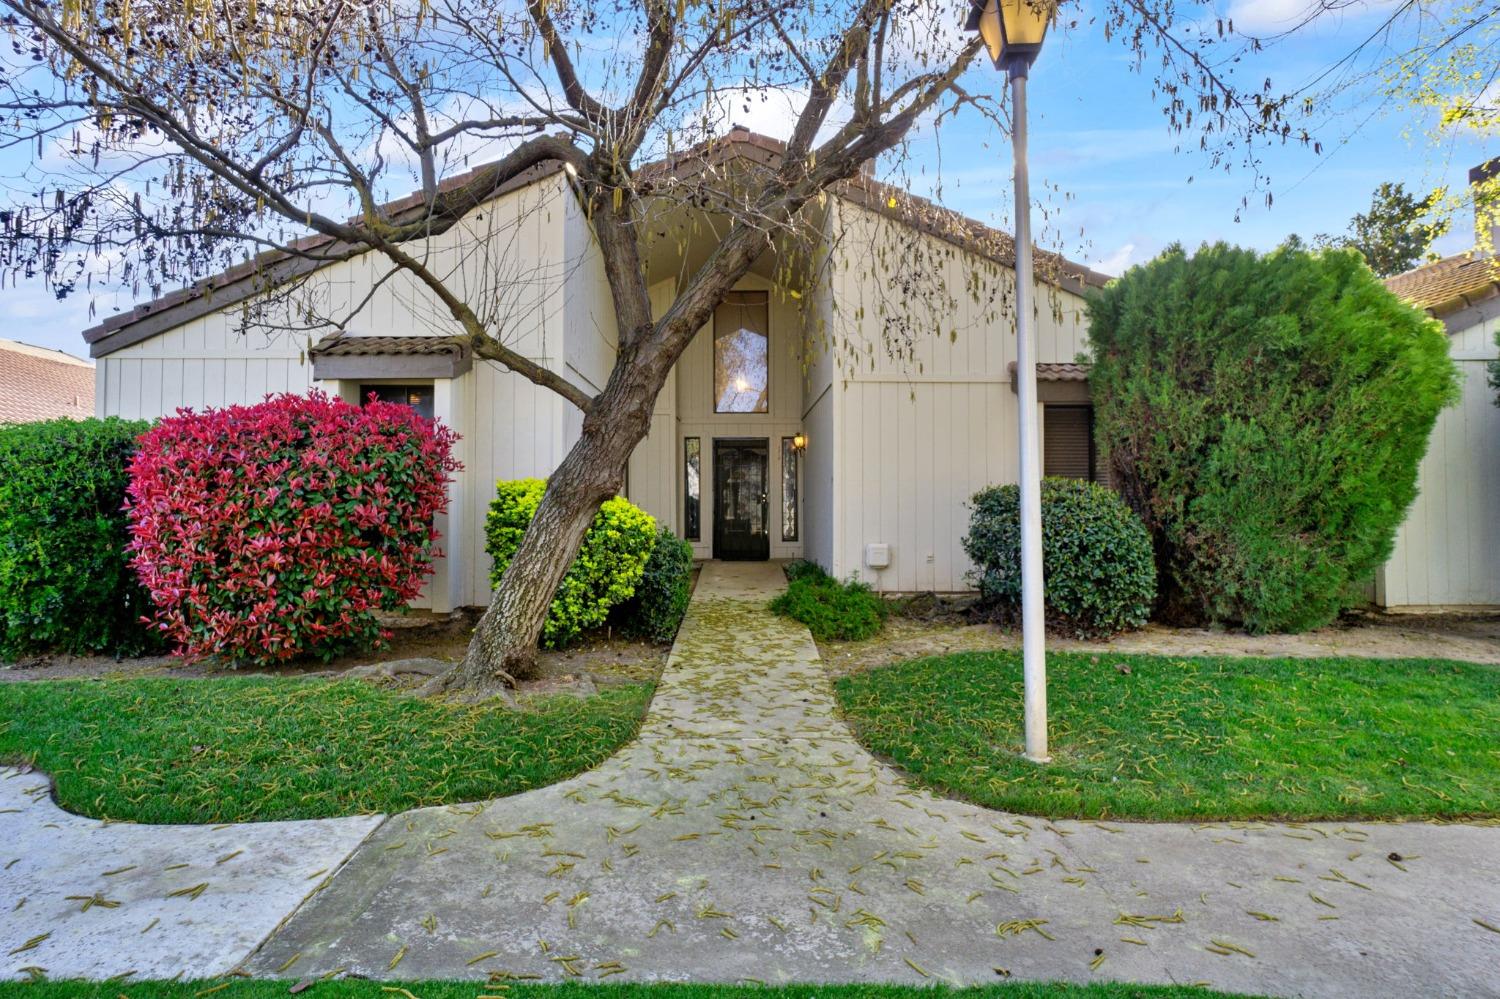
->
0, 677, 652, 824
0, 982, 1254, 999
835, 651, 1500, 822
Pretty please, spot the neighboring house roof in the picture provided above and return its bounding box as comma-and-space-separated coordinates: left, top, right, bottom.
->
1384, 250, 1500, 319
82, 130, 1109, 359
0, 338, 94, 424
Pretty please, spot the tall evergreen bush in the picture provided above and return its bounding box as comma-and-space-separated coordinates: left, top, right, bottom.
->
1088, 243, 1457, 632
0, 417, 159, 658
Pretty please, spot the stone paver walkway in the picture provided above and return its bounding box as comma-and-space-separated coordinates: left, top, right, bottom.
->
247, 562, 1500, 998
4, 561, 1498, 996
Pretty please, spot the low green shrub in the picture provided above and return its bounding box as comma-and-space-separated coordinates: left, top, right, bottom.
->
0, 417, 161, 659
963, 478, 1156, 637
782, 559, 831, 584
486, 479, 657, 648
770, 574, 887, 641
611, 526, 695, 643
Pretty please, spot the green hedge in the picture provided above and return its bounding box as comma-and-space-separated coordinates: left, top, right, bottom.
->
0, 418, 160, 659
770, 565, 888, 641
611, 526, 694, 643
1088, 243, 1458, 632
963, 478, 1156, 637
485, 479, 657, 648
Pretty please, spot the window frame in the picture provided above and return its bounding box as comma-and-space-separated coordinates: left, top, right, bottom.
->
1042, 404, 1097, 482
683, 437, 702, 541
780, 436, 800, 543
712, 290, 771, 415
358, 382, 436, 421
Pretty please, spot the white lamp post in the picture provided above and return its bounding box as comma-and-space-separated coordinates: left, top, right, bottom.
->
965, 0, 1053, 763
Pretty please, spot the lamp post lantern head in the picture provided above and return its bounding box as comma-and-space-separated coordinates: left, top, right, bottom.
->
965, 0, 1053, 74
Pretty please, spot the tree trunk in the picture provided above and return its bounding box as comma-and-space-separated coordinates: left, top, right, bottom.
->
435, 360, 661, 696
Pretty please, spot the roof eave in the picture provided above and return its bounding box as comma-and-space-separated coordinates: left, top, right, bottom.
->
1423, 278, 1500, 320
84, 131, 1108, 358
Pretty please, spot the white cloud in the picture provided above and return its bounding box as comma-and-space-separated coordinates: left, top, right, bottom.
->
696, 85, 853, 146
1089, 242, 1137, 275
1223, 0, 1402, 36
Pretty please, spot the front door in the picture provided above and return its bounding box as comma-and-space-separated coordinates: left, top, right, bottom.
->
713, 438, 770, 561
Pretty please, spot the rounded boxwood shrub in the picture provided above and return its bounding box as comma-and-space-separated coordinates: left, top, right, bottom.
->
1088, 242, 1458, 632
0, 417, 161, 659
963, 478, 1156, 637
485, 479, 657, 648
770, 573, 887, 641
126, 391, 459, 666
610, 526, 694, 643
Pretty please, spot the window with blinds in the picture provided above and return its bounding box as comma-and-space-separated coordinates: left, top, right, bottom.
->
1043, 405, 1097, 481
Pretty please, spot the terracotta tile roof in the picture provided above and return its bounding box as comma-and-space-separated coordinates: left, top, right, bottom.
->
1008, 360, 1090, 381
308, 334, 468, 359
82, 131, 1109, 359
1384, 251, 1500, 317
0, 339, 94, 424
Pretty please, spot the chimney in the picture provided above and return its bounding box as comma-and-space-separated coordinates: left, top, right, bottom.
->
1472, 157, 1500, 255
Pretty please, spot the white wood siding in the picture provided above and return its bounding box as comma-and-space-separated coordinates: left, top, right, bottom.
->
95, 176, 579, 611
1379, 312, 1500, 608
821, 198, 1090, 591
624, 279, 681, 534
801, 387, 836, 571
801, 229, 839, 573
562, 191, 618, 396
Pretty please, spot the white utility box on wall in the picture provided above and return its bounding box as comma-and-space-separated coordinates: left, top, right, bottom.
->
864, 543, 891, 570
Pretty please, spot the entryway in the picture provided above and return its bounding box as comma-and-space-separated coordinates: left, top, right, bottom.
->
712, 437, 769, 560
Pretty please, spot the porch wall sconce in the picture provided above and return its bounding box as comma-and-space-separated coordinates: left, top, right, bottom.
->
791, 433, 808, 452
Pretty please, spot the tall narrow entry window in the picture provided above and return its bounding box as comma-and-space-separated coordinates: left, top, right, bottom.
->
781, 437, 799, 542
713, 291, 770, 414
684, 437, 701, 541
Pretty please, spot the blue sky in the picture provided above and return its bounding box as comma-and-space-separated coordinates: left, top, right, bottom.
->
923, 1, 1495, 274
3, 1, 1493, 361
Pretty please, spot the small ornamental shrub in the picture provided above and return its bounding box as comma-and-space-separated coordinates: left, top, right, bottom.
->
963, 478, 1156, 637
485, 479, 657, 648
0, 418, 161, 659
770, 574, 888, 642
782, 559, 831, 584
126, 391, 459, 665
610, 526, 695, 643
1088, 242, 1458, 632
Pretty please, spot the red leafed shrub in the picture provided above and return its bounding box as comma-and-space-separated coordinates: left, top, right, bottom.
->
126, 390, 460, 665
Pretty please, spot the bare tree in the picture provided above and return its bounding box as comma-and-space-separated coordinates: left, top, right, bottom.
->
0, 0, 1321, 694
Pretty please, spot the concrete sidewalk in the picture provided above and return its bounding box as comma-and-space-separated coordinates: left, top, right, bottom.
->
0, 769, 381, 979
240, 562, 1500, 998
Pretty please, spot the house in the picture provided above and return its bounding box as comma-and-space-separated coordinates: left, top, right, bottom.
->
0, 338, 94, 425
81, 129, 1109, 611
1379, 159, 1500, 610
82, 129, 1490, 615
